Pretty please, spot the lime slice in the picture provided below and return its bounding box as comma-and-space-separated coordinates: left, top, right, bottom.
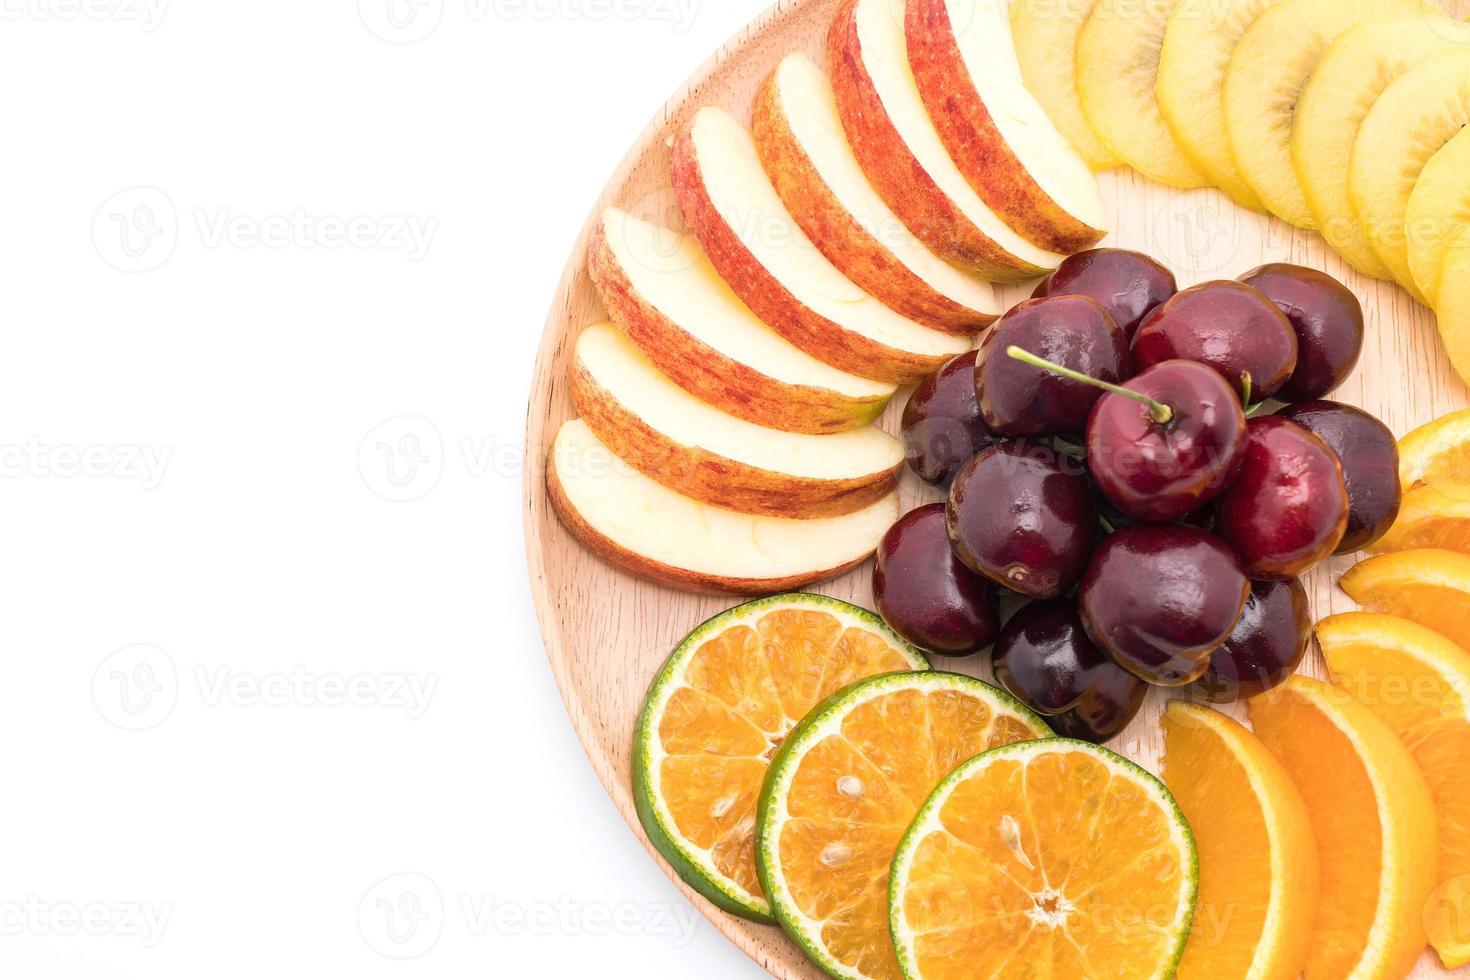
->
757, 671, 1048, 978
890, 739, 1198, 980
633, 593, 928, 922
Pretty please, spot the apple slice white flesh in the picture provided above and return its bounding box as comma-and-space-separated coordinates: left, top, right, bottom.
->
1077, 0, 1210, 189
1157, 0, 1280, 210
827, 0, 1066, 281
752, 53, 999, 334
570, 322, 903, 519
1408, 126, 1470, 304
1293, 16, 1462, 281
672, 105, 972, 384
588, 207, 895, 435
1010, 0, 1116, 170
1434, 228, 1470, 386
1350, 47, 1470, 304
906, 0, 1108, 254
547, 420, 900, 595
1222, 0, 1422, 230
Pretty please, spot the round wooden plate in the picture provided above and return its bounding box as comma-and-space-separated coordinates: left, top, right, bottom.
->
523, 2, 1469, 975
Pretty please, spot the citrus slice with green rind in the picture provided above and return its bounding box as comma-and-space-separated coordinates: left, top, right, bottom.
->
633, 593, 928, 922
889, 738, 1197, 980
757, 671, 1048, 979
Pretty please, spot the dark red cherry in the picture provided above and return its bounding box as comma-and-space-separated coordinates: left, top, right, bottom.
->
1032, 248, 1178, 338
992, 599, 1147, 744
1079, 524, 1250, 687
947, 443, 1097, 600
1275, 401, 1401, 554
1239, 263, 1364, 401
975, 296, 1132, 437
1084, 359, 1247, 523
873, 504, 1000, 656
1189, 578, 1311, 703
1131, 281, 1299, 402
1216, 417, 1349, 579
901, 351, 1004, 489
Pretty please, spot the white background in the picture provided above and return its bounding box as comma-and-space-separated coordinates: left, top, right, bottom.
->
0, 0, 772, 976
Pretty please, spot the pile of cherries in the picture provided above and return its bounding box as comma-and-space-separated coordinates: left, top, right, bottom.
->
873, 251, 1402, 744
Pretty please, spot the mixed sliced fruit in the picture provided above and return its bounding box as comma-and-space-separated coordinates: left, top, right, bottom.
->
546, 0, 1470, 975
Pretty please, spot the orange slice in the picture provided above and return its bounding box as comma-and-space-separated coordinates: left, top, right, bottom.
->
888, 739, 1197, 980
756, 671, 1048, 979
1162, 701, 1317, 979
1318, 612, 1470, 968
1247, 675, 1439, 979
1400, 409, 1470, 500
1372, 486, 1470, 554
633, 594, 928, 921
1340, 548, 1470, 652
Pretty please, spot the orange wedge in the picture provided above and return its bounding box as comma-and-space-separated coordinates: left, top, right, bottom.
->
756, 672, 1048, 980
633, 594, 929, 921
1400, 410, 1470, 500
1372, 486, 1470, 554
1318, 612, 1470, 969
1248, 675, 1439, 979
1162, 702, 1317, 979
888, 739, 1198, 980
1340, 548, 1470, 652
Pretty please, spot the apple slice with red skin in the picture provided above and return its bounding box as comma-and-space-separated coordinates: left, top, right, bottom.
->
752, 53, 999, 334
672, 106, 972, 384
826, 0, 1065, 281
570, 322, 903, 520
588, 207, 895, 435
906, 0, 1107, 254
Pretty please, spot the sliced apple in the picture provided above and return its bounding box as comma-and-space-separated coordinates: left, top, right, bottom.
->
1293, 15, 1461, 281
588, 207, 894, 435
751, 53, 999, 334
1077, 0, 1209, 189
672, 106, 972, 384
827, 0, 1065, 280
570, 322, 903, 519
1351, 47, 1470, 303
1223, 0, 1421, 230
906, 0, 1108, 254
1434, 228, 1470, 386
547, 419, 899, 595
1010, 0, 1116, 170
1408, 126, 1470, 304
1157, 0, 1280, 210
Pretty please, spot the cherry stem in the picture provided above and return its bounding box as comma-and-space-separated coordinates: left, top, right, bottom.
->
1006, 346, 1175, 425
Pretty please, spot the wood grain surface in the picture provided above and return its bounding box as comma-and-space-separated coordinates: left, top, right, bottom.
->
522, 1, 1470, 975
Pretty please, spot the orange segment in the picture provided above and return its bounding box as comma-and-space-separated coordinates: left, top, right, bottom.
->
1372, 485, 1470, 554
758, 672, 1048, 980
1400, 409, 1470, 500
1247, 675, 1440, 979
889, 740, 1197, 980
1340, 548, 1470, 652
1162, 701, 1317, 980
634, 595, 927, 921
1317, 612, 1470, 968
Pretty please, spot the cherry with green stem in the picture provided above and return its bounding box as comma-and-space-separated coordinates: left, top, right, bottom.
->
1006, 347, 1248, 523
